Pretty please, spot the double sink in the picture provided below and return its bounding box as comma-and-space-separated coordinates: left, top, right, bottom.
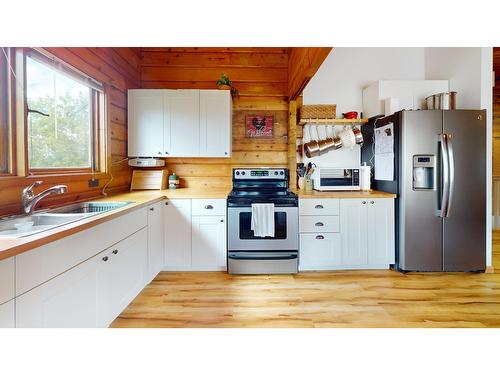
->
0, 201, 133, 238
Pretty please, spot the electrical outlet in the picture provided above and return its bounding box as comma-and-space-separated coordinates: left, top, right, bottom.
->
88, 179, 99, 188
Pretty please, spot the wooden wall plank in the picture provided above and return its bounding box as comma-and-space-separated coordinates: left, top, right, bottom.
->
288, 47, 332, 99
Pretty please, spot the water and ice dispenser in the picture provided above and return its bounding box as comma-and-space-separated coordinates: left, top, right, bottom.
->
412, 155, 435, 190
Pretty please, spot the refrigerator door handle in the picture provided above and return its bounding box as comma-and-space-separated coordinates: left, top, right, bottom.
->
438, 134, 450, 218
445, 133, 455, 217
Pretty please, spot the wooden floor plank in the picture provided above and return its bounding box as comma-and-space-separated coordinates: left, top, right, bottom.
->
111, 234, 500, 328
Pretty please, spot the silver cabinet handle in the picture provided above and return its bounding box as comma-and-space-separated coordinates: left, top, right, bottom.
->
362, 201, 366, 204
157, 151, 162, 155
112, 250, 118, 255
315, 235, 324, 240
224, 152, 228, 155
315, 222, 324, 226
205, 205, 213, 209
370, 201, 374, 204
315, 205, 324, 209
220, 219, 224, 223
149, 207, 154, 211
102, 256, 109, 262
165, 151, 169, 155
165, 202, 169, 206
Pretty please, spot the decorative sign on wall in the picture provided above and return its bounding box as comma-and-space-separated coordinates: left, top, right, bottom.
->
246, 115, 274, 138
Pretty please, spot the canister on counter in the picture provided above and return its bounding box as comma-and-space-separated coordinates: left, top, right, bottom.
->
168, 173, 180, 189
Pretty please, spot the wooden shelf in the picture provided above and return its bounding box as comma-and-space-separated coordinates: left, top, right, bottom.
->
298, 118, 368, 126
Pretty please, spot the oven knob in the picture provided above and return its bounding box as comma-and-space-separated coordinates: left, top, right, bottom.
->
280, 171, 284, 175
236, 171, 240, 176
241, 171, 246, 176
274, 171, 278, 175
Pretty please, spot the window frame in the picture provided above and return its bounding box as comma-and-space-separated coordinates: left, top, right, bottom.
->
0, 47, 17, 176
23, 48, 106, 176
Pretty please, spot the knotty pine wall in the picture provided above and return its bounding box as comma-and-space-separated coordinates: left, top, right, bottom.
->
140, 47, 290, 189
0, 48, 140, 216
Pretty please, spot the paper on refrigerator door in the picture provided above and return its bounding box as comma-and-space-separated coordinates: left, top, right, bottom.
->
374, 122, 394, 181
374, 123, 394, 154
374, 153, 394, 181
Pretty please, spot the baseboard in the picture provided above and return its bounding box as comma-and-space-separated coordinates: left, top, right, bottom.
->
485, 266, 495, 274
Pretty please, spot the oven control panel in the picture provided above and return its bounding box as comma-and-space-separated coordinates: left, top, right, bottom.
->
233, 168, 287, 180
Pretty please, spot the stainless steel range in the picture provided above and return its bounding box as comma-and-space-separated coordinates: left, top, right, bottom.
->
227, 167, 299, 274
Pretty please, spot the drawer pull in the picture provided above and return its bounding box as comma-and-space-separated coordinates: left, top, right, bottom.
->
362, 201, 367, 204
165, 202, 169, 206
370, 200, 374, 204
112, 250, 119, 255
102, 256, 109, 262
204, 205, 214, 209
315, 205, 324, 209
315, 235, 325, 240
315, 222, 324, 227
149, 207, 154, 211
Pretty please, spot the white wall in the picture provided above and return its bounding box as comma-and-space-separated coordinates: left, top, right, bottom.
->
425, 47, 493, 267
303, 47, 426, 114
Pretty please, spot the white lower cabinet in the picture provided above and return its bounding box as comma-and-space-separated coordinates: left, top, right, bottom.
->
299, 233, 341, 270
299, 198, 395, 270
16, 228, 148, 328
0, 300, 15, 328
164, 199, 192, 269
164, 198, 227, 271
191, 216, 227, 270
16, 252, 102, 328
340, 198, 395, 268
147, 201, 165, 282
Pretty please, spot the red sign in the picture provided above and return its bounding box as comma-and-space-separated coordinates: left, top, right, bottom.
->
246, 115, 273, 138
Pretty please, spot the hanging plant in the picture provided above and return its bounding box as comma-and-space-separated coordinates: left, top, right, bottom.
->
216, 72, 239, 97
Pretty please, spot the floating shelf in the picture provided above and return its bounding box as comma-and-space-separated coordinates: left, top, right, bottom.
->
298, 118, 368, 126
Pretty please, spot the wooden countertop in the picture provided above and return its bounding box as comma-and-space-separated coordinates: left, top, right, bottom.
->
0, 188, 230, 261
295, 189, 397, 199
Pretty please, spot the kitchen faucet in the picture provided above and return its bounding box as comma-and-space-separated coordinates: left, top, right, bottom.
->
21, 181, 68, 214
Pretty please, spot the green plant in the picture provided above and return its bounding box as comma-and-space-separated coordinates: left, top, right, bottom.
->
216, 72, 239, 96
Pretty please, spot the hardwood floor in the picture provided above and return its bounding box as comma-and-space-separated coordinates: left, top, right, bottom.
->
112, 235, 500, 328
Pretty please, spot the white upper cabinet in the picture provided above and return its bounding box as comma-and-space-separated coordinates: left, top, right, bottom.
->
128, 90, 164, 157
128, 89, 232, 158
164, 89, 200, 157
199, 90, 232, 157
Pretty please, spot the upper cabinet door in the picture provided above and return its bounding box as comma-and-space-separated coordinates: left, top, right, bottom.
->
128, 90, 164, 157
164, 90, 200, 157
199, 90, 232, 157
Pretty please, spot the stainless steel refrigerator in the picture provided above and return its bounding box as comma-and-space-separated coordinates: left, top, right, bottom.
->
362, 110, 486, 272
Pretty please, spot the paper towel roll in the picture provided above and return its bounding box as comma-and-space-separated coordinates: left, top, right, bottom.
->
360, 165, 371, 191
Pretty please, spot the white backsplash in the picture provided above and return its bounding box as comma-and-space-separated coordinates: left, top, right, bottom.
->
301, 124, 361, 168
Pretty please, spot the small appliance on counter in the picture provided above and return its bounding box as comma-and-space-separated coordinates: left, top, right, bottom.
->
128, 158, 165, 167
168, 173, 180, 189
311, 167, 360, 191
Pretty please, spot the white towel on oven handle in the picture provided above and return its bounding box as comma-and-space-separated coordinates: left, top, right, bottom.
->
251, 203, 275, 237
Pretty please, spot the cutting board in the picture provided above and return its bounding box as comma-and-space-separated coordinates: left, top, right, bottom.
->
130, 170, 169, 190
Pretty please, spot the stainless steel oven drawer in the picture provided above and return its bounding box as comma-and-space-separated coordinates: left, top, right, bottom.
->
228, 251, 298, 274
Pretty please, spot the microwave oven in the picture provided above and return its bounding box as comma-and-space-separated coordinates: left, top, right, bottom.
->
311, 167, 360, 191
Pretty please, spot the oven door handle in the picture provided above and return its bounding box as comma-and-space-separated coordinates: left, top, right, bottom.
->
228, 253, 298, 260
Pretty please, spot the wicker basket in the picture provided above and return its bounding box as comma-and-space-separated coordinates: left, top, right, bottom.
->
300, 104, 336, 120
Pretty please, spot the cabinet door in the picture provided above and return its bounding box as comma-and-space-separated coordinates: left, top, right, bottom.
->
164, 90, 200, 157
16, 254, 101, 328
199, 90, 231, 157
191, 216, 227, 270
340, 199, 368, 266
0, 257, 14, 305
147, 201, 164, 282
98, 228, 148, 327
367, 199, 395, 265
0, 300, 15, 328
128, 89, 164, 157
164, 199, 192, 269
299, 233, 341, 270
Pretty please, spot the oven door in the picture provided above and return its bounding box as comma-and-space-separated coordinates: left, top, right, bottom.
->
227, 206, 298, 251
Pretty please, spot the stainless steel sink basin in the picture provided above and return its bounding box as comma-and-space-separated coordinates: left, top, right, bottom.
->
49, 201, 133, 214
0, 201, 134, 238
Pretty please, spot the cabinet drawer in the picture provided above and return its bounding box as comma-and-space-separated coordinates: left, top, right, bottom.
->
299, 215, 339, 233
299, 233, 341, 270
165, 198, 191, 209
0, 257, 14, 305
299, 199, 339, 216
192, 199, 226, 216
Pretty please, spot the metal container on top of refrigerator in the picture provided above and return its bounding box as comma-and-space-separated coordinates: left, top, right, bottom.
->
361, 110, 486, 272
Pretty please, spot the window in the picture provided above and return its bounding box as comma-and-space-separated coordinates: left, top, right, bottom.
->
25, 49, 104, 172
0, 47, 13, 174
